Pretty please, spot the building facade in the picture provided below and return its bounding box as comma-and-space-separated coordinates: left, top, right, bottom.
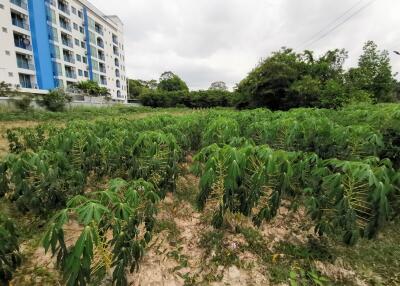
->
0, 0, 127, 101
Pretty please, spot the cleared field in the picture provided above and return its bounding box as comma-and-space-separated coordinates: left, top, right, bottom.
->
1, 104, 399, 286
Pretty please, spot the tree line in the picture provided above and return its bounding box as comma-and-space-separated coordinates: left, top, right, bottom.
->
129, 41, 399, 109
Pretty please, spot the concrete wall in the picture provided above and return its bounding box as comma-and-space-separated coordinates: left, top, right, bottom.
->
0, 96, 142, 109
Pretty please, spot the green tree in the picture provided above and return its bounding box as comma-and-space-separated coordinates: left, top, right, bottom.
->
37, 89, 72, 112
347, 41, 396, 102
157, 71, 189, 92
127, 79, 148, 99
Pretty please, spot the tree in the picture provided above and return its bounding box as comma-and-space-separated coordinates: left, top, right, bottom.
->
157, 72, 189, 92
209, 81, 228, 91
236, 48, 306, 110
347, 41, 396, 102
74, 80, 110, 101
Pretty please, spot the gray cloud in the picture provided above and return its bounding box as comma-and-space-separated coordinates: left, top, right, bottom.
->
93, 0, 400, 90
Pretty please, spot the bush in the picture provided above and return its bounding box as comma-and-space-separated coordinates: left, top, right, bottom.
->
37, 89, 71, 112
11, 95, 33, 111
139, 89, 238, 108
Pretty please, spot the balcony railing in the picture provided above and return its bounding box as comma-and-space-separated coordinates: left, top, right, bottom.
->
98, 54, 105, 61
63, 55, 75, 63
10, 0, 28, 10
58, 3, 70, 15
99, 66, 106, 73
95, 27, 103, 35
65, 71, 76, 79
17, 61, 35, 70
14, 38, 32, 50
60, 22, 71, 31
97, 41, 104, 49
112, 38, 118, 45
62, 39, 73, 48
12, 19, 30, 30
20, 80, 33, 89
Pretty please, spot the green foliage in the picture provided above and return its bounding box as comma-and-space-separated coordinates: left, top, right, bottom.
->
237, 42, 396, 110
37, 89, 72, 112
0, 214, 21, 284
11, 95, 33, 111
202, 118, 240, 146
140, 89, 238, 108
43, 179, 159, 286
347, 41, 396, 102
74, 80, 110, 97
158, 72, 189, 92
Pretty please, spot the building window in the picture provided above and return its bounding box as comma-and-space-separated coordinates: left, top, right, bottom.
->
74, 38, 79, 45
81, 41, 85, 48
76, 54, 81, 62
78, 10, 83, 18
79, 26, 84, 34
71, 6, 76, 14
84, 71, 88, 77
78, 69, 83, 76
73, 23, 78, 30
82, 56, 87, 63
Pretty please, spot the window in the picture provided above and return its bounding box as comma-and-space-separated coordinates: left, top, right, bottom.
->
82, 56, 87, 63
76, 54, 81, 62
78, 69, 83, 76
74, 39, 79, 45
71, 7, 77, 14
73, 23, 78, 30
81, 41, 85, 48
84, 71, 88, 77
2, 27, 7, 33
79, 26, 84, 34
78, 10, 83, 18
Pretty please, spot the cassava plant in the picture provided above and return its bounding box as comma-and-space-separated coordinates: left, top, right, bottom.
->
0, 214, 21, 285
43, 179, 159, 286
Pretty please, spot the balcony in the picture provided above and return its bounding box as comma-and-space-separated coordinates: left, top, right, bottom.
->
100, 76, 107, 85
58, 1, 70, 15
99, 65, 106, 73
63, 54, 75, 63
17, 59, 35, 70
62, 39, 73, 48
95, 25, 103, 36
14, 34, 32, 50
112, 35, 118, 45
114, 58, 119, 67
58, 3, 69, 14
65, 70, 76, 79
97, 50, 105, 61
19, 74, 33, 88
60, 21, 71, 32
10, 0, 28, 10
11, 12, 30, 30
97, 38, 104, 49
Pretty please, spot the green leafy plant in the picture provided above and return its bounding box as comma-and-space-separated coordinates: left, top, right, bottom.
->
43, 179, 159, 286
0, 214, 21, 285
37, 89, 72, 112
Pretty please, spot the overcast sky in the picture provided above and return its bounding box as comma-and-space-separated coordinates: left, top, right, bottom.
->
93, 0, 400, 90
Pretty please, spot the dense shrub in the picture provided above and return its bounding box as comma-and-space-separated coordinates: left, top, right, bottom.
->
37, 89, 72, 112
0, 214, 21, 284
11, 95, 32, 111
140, 89, 238, 108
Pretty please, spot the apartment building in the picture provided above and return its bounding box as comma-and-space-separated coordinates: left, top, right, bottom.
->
0, 0, 127, 101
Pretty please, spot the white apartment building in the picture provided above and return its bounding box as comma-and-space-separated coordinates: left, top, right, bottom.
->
0, 0, 127, 101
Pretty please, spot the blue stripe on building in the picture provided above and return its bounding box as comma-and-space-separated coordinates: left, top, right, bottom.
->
83, 7, 93, 81
28, 0, 55, 89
